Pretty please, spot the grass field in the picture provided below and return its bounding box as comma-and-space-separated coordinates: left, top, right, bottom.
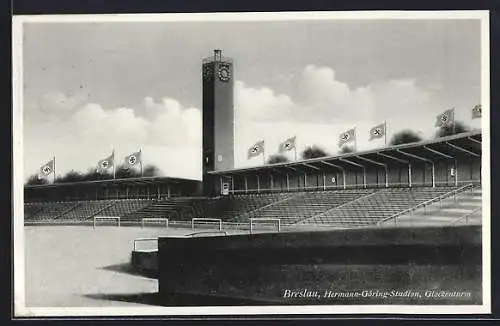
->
24, 225, 196, 307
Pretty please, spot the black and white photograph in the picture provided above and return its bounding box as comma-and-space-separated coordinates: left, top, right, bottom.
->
12, 11, 491, 316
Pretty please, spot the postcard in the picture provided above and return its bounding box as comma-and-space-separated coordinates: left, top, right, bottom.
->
12, 10, 491, 317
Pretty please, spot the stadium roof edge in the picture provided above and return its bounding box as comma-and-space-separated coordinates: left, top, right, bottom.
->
24, 176, 201, 189
207, 130, 482, 175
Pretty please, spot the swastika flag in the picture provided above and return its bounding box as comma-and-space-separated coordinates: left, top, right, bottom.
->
338, 128, 355, 147
40, 159, 55, 176
279, 136, 296, 153
435, 109, 455, 127
369, 122, 386, 141
472, 104, 482, 119
248, 140, 265, 159
124, 150, 142, 167
97, 152, 114, 173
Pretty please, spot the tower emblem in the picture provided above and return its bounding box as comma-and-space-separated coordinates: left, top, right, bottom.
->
217, 63, 231, 82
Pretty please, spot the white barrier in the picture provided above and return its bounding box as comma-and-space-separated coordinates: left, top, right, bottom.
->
191, 218, 222, 231
249, 218, 281, 234
93, 216, 120, 229
141, 217, 169, 228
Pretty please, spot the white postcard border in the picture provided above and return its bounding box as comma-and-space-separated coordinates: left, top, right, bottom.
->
12, 10, 492, 317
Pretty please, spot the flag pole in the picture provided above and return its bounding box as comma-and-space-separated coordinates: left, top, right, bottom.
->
384, 121, 387, 146
452, 107, 456, 135
262, 141, 266, 165
53, 156, 56, 183
140, 148, 143, 177
354, 127, 357, 152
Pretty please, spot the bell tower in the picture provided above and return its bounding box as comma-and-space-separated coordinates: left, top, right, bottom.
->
202, 49, 234, 195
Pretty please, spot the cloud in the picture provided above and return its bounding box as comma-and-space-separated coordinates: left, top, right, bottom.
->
235, 65, 435, 125
72, 103, 150, 143
234, 81, 294, 121
24, 64, 461, 180
24, 95, 203, 180
232, 65, 455, 170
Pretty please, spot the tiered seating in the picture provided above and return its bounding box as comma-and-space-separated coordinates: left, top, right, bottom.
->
24, 185, 476, 227
61, 201, 114, 221
197, 193, 293, 221
24, 203, 45, 220
125, 197, 197, 222
25, 202, 79, 222
239, 189, 374, 223
394, 186, 482, 227
300, 186, 457, 227
36, 202, 79, 221
97, 199, 152, 219
25, 202, 76, 221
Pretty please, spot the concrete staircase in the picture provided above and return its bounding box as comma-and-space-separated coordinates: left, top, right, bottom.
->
391, 186, 482, 227
298, 186, 457, 227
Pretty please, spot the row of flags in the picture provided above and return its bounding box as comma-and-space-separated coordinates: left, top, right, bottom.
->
247, 105, 482, 160
38, 105, 482, 176
38, 150, 143, 180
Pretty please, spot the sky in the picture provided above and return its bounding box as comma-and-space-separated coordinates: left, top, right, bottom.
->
21, 17, 483, 181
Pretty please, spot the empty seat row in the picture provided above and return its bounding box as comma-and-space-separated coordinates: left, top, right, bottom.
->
300, 186, 458, 227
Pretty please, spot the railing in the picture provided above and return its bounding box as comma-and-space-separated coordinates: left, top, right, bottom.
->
232, 193, 300, 221
90, 202, 116, 219
297, 190, 379, 225
227, 180, 481, 195
447, 207, 482, 226
377, 184, 475, 226
53, 203, 81, 220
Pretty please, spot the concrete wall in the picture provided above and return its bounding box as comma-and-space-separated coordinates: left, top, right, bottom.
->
158, 225, 482, 305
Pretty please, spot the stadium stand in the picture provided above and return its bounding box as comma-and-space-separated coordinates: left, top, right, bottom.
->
24, 201, 79, 222
392, 185, 482, 227
61, 201, 114, 221
23, 184, 481, 228
298, 185, 464, 227
97, 199, 152, 219
236, 189, 374, 223
24, 203, 45, 220
194, 192, 293, 221
123, 197, 197, 222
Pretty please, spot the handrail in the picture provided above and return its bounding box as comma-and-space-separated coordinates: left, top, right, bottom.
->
53, 202, 81, 220
89, 201, 116, 218
232, 193, 301, 221
377, 184, 475, 225
295, 189, 379, 225
227, 180, 480, 195
447, 207, 482, 226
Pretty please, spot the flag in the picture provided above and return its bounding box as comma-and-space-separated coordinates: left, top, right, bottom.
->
472, 104, 482, 119
435, 109, 455, 127
338, 128, 355, 147
248, 140, 265, 159
97, 152, 114, 173
369, 122, 386, 141
124, 150, 141, 167
278, 136, 296, 153
39, 159, 55, 176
